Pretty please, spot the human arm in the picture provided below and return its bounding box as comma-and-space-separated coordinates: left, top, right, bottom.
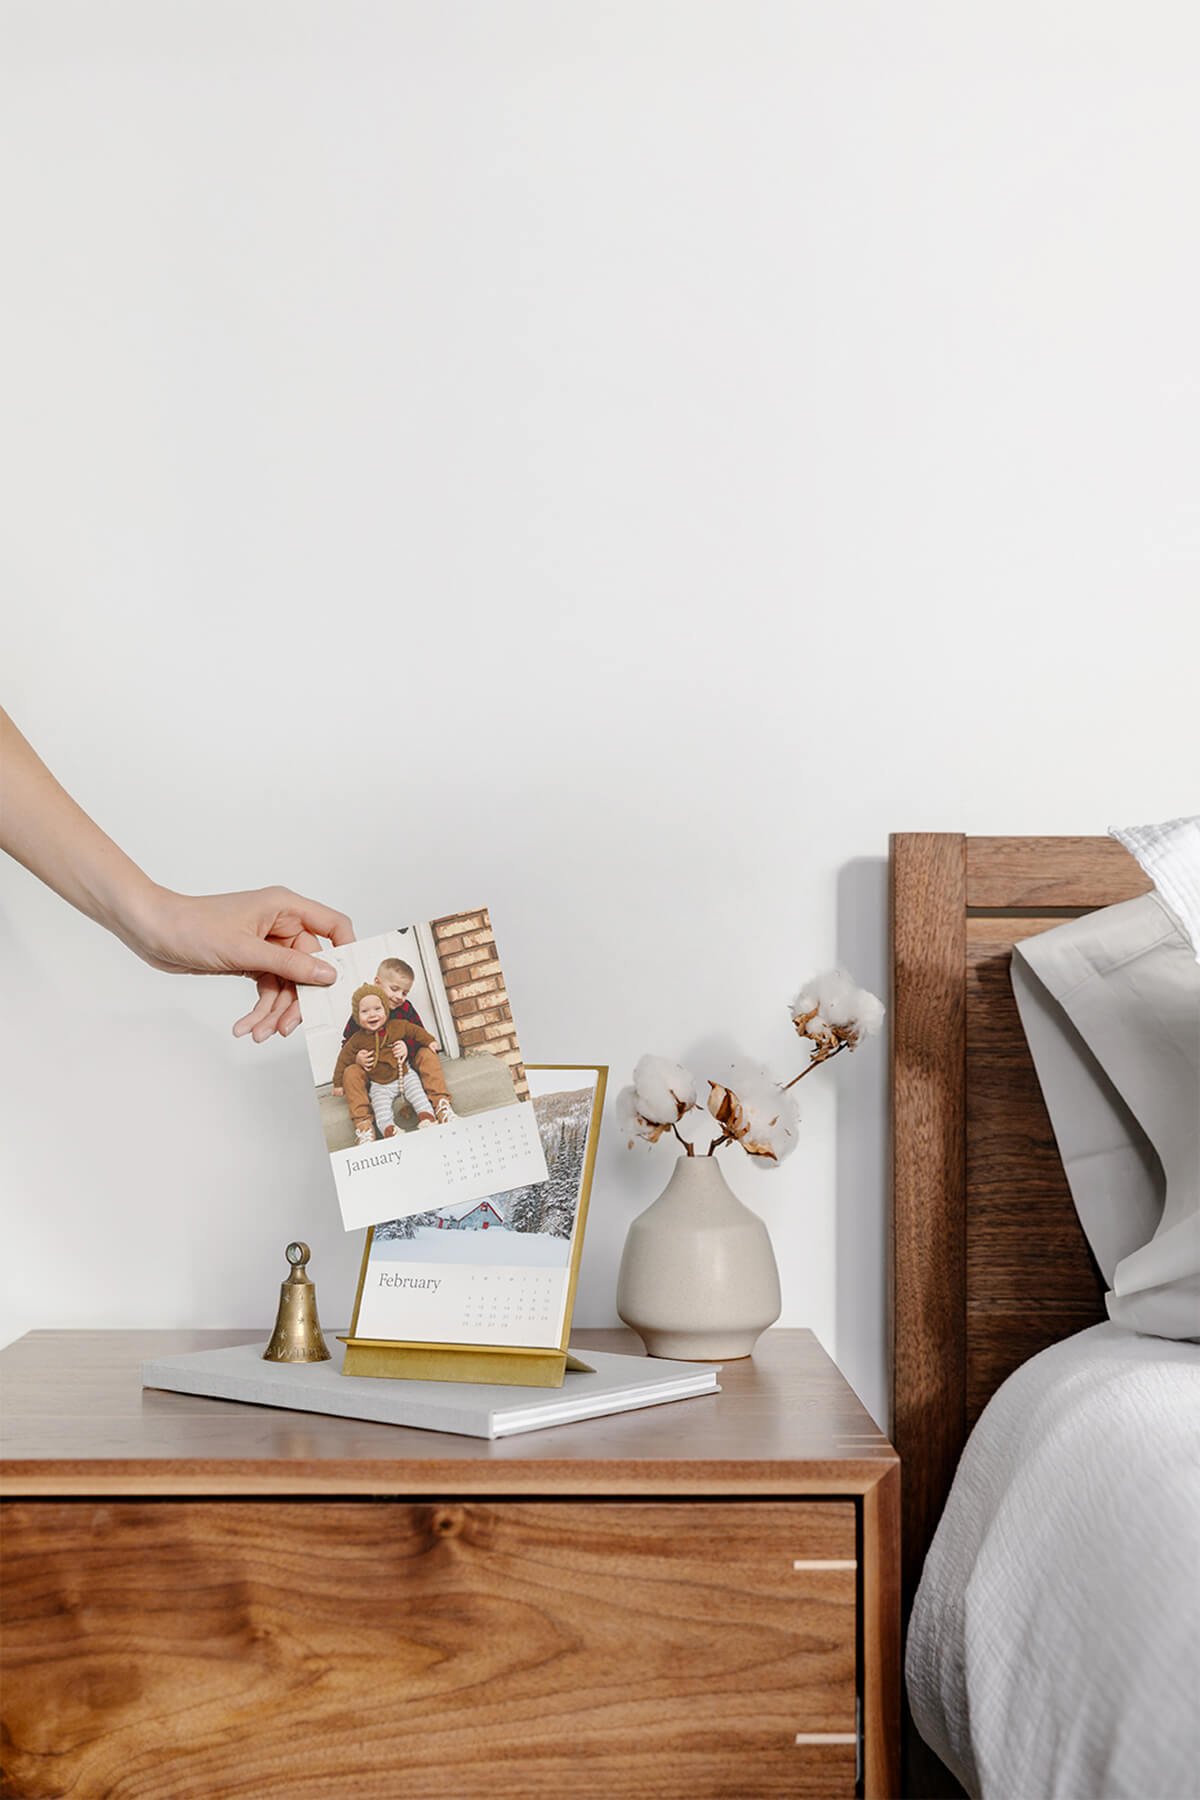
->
0, 705, 354, 1041
392, 1021, 436, 1053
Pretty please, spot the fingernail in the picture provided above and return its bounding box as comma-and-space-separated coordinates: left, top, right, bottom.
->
314, 961, 336, 983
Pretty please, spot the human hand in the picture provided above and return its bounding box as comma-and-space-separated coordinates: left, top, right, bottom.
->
356, 1047, 375, 1070
0, 710, 354, 1041
331, 1086, 344, 1097
428, 1038, 441, 1053
132, 886, 354, 1043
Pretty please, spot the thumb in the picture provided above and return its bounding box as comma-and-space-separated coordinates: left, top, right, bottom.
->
244, 938, 338, 987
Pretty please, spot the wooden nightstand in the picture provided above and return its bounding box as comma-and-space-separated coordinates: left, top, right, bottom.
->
1, 1327, 899, 1799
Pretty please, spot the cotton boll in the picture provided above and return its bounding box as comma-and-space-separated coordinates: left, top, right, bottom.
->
632, 1054, 697, 1124
615, 1084, 643, 1146
707, 1082, 743, 1135
803, 1012, 839, 1054
853, 988, 885, 1037
615, 1084, 659, 1150
793, 972, 837, 1017
819, 970, 885, 1035
816, 969, 862, 1027
791, 991, 825, 1045
795, 969, 885, 1045
710, 1062, 799, 1166
740, 1081, 799, 1165
824, 979, 885, 1048
793, 972, 852, 1037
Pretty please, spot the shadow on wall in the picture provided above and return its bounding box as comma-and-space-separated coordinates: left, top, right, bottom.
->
835, 857, 890, 1434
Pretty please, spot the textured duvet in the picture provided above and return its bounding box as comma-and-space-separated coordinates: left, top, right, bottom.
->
906, 1323, 1200, 1800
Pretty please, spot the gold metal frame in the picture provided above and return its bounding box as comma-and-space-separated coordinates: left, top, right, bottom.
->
340, 1065, 608, 1387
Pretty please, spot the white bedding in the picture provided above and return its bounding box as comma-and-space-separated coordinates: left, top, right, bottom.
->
906, 1323, 1200, 1800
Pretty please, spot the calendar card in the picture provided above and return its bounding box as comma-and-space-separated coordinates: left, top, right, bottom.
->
349, 1067, 606, 1351
297, 909, 549, 1232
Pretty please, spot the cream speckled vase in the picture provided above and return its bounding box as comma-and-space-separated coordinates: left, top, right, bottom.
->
615, 1154, 782, 1360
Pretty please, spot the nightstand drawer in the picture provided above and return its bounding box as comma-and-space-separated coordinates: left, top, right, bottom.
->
2, 1498, 859, 1799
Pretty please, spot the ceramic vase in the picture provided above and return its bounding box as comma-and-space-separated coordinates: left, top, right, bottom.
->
615, 1153, 782, 1360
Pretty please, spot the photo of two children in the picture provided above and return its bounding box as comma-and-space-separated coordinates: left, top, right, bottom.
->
301, 918, 528, 1159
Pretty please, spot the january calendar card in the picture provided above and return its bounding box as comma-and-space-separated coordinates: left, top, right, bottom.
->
342, 1067, 607, 1386
297, 909, 548, 1233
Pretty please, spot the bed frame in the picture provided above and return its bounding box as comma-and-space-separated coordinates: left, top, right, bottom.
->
889, 833, 1151, 1793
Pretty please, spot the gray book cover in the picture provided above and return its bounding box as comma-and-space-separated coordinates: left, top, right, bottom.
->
142, 1341, 721, 1439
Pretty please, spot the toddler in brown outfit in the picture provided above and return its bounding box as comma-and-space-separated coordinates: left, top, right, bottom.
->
332, 984, 436, 1146
335, 956, 457, 1128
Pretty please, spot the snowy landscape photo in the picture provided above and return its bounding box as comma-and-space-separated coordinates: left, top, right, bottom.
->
351, 1068, 604, 1348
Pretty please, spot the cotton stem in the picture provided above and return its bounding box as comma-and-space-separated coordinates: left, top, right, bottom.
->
782, 1041, 849, 1092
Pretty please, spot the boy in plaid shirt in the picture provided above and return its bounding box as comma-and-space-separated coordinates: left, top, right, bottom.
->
332, 956, 456, 1131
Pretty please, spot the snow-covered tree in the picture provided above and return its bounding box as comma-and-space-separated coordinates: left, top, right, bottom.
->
501, 1086, 592, 1237
374, 1209, 440, 1241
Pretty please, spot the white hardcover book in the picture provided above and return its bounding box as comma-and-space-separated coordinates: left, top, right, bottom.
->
142, 1341, 721, 1440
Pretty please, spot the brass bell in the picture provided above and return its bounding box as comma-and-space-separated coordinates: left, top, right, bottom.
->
263, 1241, 332, 1363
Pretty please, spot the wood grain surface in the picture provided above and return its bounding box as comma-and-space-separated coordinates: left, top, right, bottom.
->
2, 1499, 858, 1800
965, 924, 1106, 1423
892, 833, 1150, 1796
0, 1328, 895, 1500
861, 1462, 902, 1800
889, 832, 966, 1615
892, 838, 1144, 1579
966, 835, 1150, 909
1, 1328, 900, 1799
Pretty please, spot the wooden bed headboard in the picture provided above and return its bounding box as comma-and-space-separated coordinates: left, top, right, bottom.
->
888, 833, 1153, 1618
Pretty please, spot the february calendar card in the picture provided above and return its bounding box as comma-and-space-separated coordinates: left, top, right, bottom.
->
348, 1067, 606, 1356
297, 909, 549, 1233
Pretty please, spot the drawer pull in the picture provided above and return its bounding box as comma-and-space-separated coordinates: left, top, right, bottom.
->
792, 1558, 856, 1570
794, 1733, 857, 1745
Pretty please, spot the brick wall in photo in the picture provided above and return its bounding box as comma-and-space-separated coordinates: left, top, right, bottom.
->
431, 907, 529, 1102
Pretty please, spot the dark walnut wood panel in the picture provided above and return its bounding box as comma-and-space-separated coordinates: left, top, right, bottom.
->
862, 1463, 902, 1799
2, 1499, 858, 1800
965, 925, 1106, 1419
966, 926, 1107, 1298
893, 834, 1149, 1797
892, 835, 1151, 1792
889, 832, 967, 1615
964, 1309, 1107, 1427
966, 835, 1150, 910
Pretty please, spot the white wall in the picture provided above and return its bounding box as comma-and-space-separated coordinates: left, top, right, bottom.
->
3, 2, 1197, 1429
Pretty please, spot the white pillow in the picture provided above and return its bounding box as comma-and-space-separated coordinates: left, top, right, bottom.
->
1109, 816, 1200, 964
1011, 891, 1200, 1343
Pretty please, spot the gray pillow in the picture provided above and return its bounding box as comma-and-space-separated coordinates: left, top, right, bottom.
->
1011, 891, 1200, 1343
